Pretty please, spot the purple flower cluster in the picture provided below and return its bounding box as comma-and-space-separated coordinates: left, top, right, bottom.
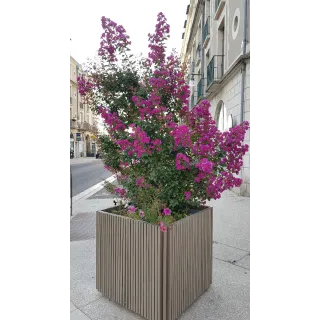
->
175, 153, 190, 170
127, 205, 136, 214
171, 124, 192, 148
147, 12, 170, 65
114, 187, 127, 198
77, 75, 94, 96
98, 17, 131, 61
98, 106, 126, 131
195, 158, 214, 174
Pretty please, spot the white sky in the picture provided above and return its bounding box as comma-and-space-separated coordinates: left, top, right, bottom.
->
70, 0, 190, 65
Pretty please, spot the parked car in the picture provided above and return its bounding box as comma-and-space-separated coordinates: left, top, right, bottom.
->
70, 150, 74, 159
95, 153, 101, 159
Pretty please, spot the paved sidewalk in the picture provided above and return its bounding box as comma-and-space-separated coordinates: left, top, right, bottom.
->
71, 189, 250, 320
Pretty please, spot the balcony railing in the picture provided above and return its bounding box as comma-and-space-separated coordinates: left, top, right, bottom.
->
202, 17, 210, 44
206, 55, 224, 87
197, 79, 203, 100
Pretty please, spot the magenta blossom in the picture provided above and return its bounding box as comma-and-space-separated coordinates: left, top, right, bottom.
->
176, 153, 190, 170
159, 221, 167, 232
139, 210, 145, 218
127, 205, 136, 214
163, 208, 171, 216
184, 191, 191, 200
195, 158, 213, 174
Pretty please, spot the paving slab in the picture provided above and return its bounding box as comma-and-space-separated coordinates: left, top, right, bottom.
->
179, 259, 249, 320
71, 212, 96, 242
71, 308, 92, 320
235, 254, 250, 269
71, 239, 102, 307
208, 192, 250, 252
81, 296, 144, 320
213, 242, 249, 264
72, 198, 115, 216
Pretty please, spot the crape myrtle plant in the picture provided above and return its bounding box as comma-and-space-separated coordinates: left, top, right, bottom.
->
78, 13, 249, 232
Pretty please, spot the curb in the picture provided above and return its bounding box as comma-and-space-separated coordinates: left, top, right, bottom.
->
72, 175, 116, 204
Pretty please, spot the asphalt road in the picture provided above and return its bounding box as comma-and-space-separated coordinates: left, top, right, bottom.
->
70, 159, 113, 197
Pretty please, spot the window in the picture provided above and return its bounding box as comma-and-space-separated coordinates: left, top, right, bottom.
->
232, 8, 241, 40
215, 0, 221, 11
216, 101, 228, 131
74, 92, 76, 98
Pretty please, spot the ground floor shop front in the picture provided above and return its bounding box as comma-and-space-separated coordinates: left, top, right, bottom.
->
70, 130, 97, 158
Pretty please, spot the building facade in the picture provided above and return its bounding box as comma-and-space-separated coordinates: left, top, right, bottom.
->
70, 56, 99, 158
181, 0, 250, 196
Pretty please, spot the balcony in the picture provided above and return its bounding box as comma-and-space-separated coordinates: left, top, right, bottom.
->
196, 43, 201, 66
70, 119, 78, 129
214, 0, 226, 20
78, 121, 90, 131
206, 55, 224, 92
197, 79, 203, 102
91, 124, 99, 134
202, 17, 210, 48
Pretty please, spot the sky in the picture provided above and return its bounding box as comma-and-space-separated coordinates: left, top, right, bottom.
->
70, 0, 190, 65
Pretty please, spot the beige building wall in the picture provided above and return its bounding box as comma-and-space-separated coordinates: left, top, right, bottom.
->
181, 0, 250, 196
70, 56, 99, 158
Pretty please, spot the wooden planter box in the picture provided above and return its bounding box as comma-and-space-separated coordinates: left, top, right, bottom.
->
96, 206, 213, 320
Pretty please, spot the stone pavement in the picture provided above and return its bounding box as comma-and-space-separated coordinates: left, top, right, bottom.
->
71, 188, 250, 320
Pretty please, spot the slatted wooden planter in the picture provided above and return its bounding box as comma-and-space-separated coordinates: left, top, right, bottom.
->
96, 206, 213, 320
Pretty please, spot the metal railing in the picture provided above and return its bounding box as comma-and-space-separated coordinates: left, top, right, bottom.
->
202, 17, 210, 43
206, 55, 224, 87
197, 79, 202, 100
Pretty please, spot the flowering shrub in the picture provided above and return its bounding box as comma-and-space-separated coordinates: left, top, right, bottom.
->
78, 13, 249, 231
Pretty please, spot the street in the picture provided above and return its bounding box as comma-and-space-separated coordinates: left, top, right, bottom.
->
70, 158, 112, 197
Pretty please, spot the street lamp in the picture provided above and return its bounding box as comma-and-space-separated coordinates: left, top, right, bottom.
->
188, 73, 201, 87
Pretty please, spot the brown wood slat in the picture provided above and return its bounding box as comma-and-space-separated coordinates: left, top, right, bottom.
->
96, 213, 100, 292
155, 225, 159, 320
